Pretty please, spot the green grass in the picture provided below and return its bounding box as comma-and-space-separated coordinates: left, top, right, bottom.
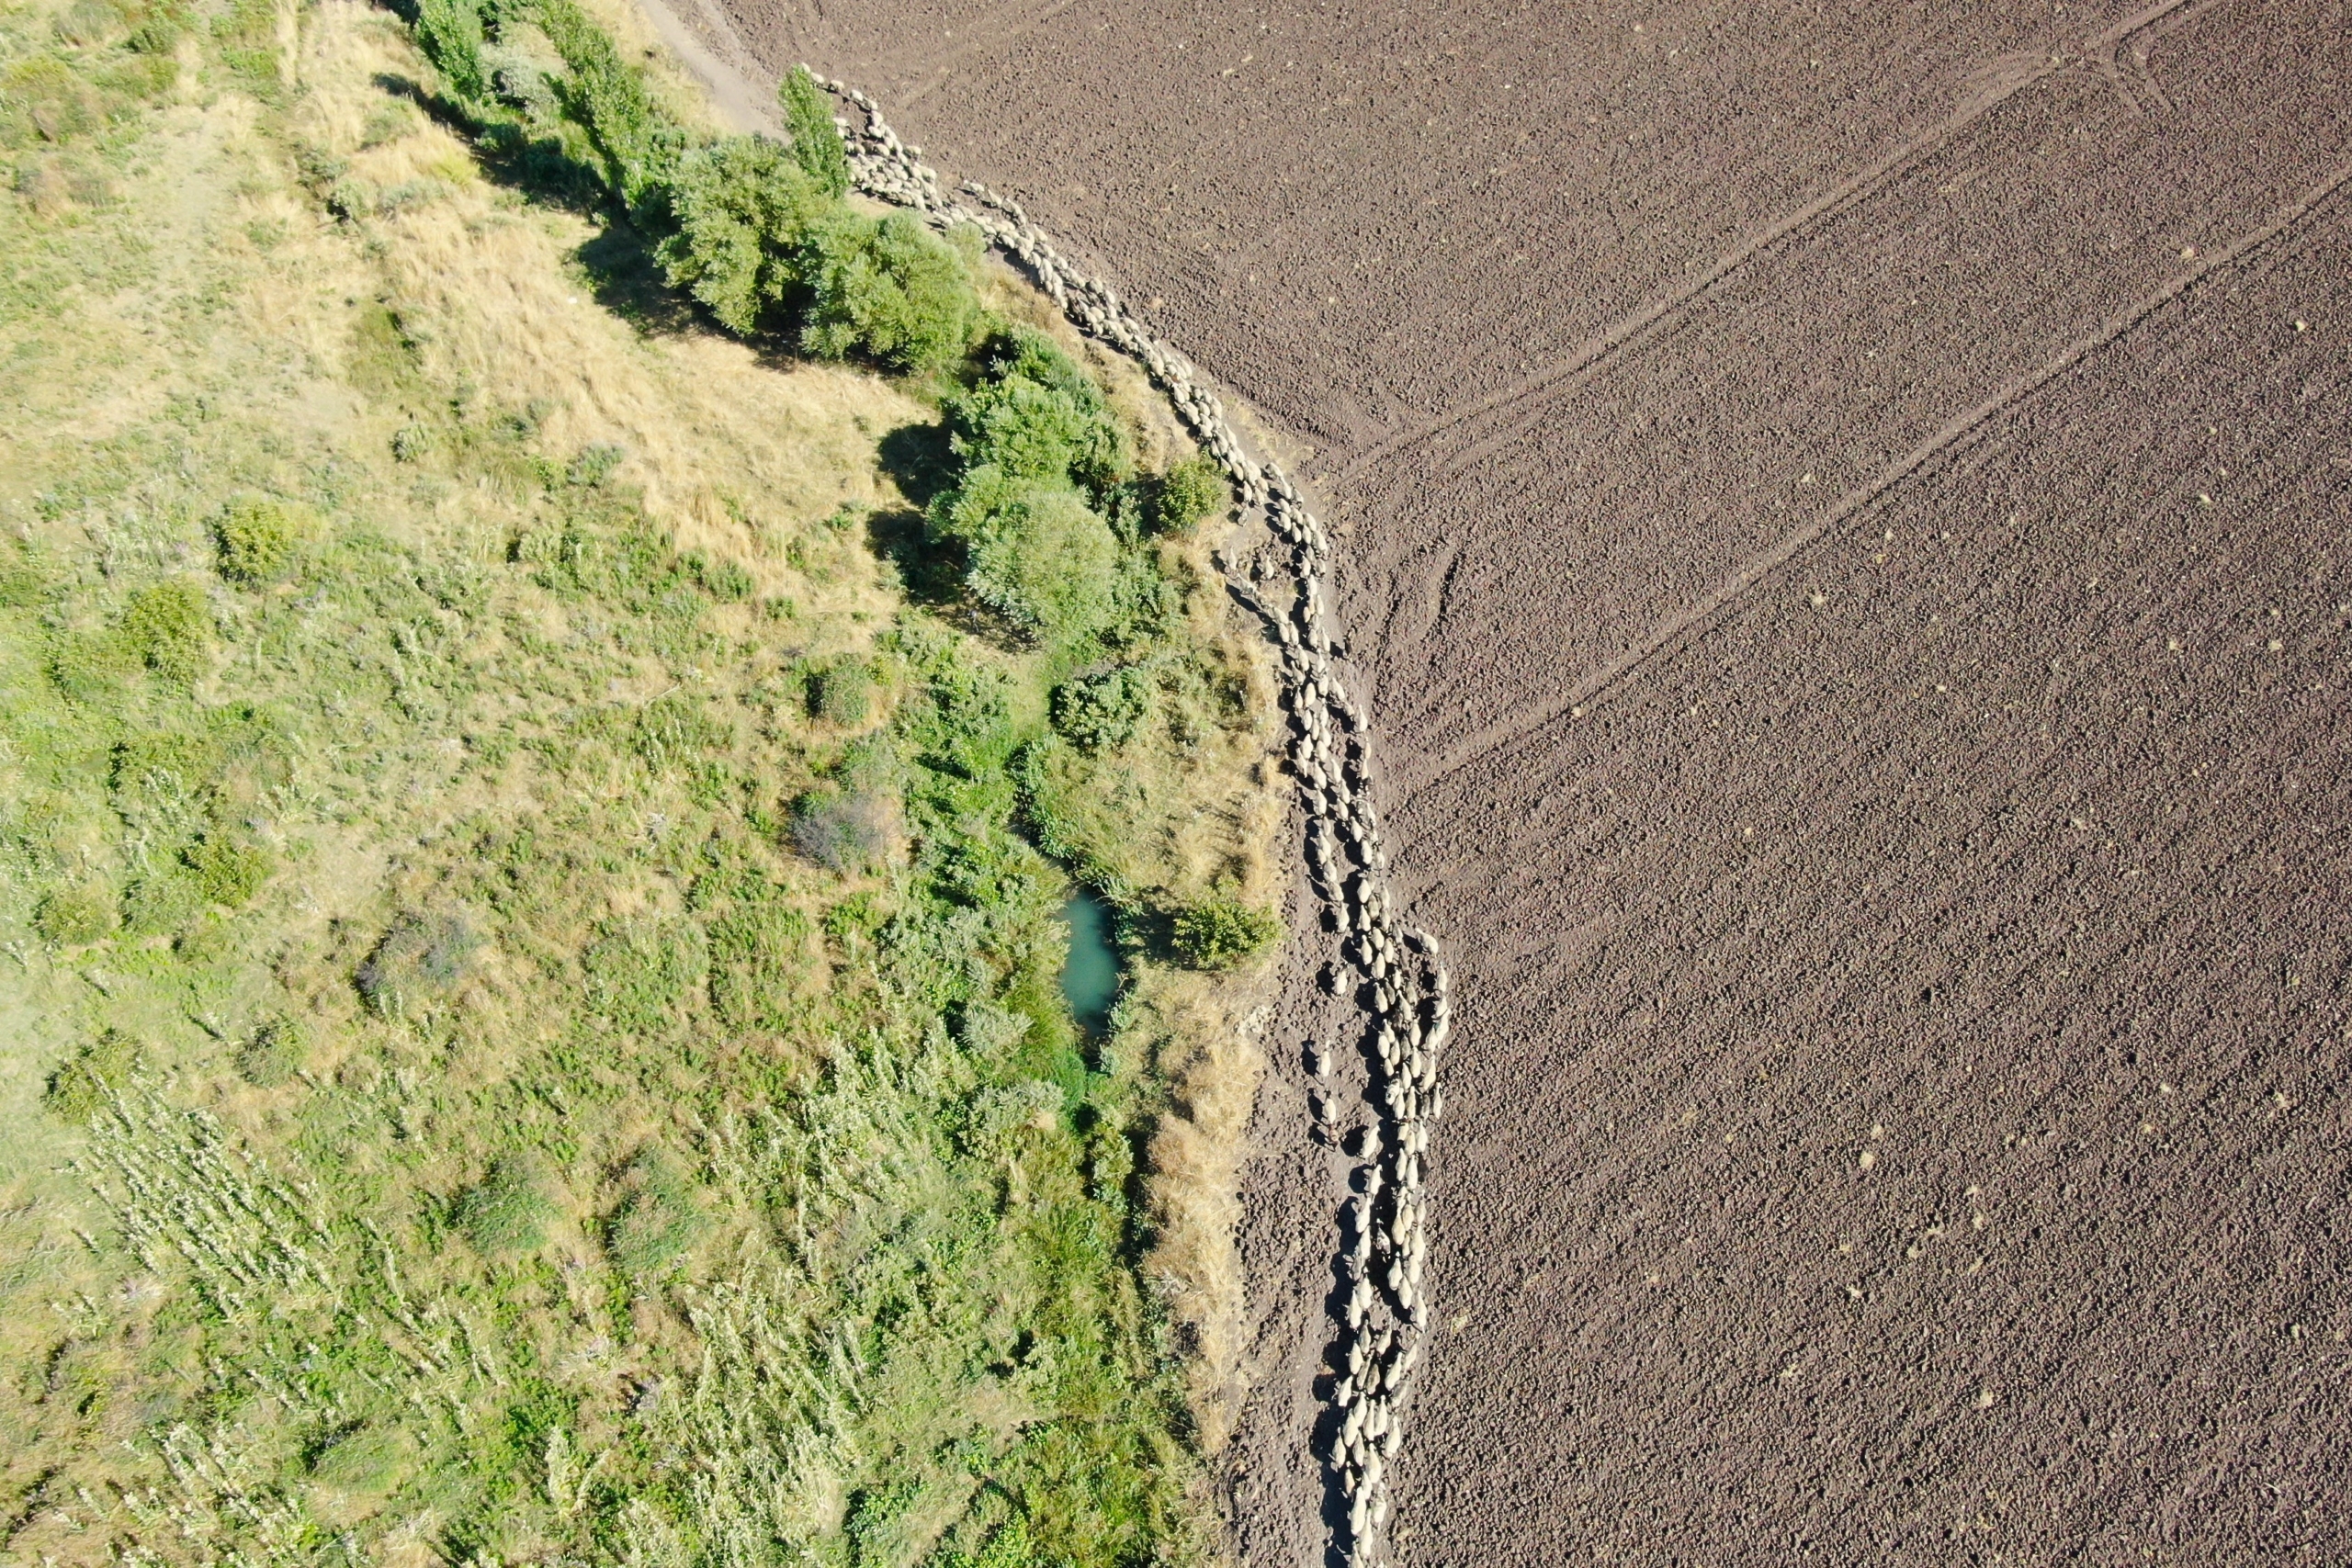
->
0, 2, 1277, 1564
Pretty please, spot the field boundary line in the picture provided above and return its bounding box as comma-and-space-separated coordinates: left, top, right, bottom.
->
1398, 156, 2352, 798
1337, 0, 2211, 487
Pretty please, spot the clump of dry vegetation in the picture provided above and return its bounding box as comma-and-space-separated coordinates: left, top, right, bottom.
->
0, 1, 1282, 1563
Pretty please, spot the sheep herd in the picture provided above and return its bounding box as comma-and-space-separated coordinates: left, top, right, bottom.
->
815, 76, 1449, 1566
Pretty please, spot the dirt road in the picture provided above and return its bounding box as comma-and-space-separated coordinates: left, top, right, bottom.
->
671, 0, 2352, 1559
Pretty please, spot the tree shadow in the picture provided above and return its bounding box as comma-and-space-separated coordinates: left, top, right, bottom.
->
572, 221, 697, 336
367, 73, 694, 336
876, 421, 956, 510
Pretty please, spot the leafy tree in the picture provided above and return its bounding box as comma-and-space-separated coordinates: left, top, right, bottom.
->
658, 136, 828, 334
413, 0, 488, 107
778, 64, 849, 198
933, 472, 1122, 646
799, 209, 982, 375
948, 326, 1128, 497
535, 0, 683, 215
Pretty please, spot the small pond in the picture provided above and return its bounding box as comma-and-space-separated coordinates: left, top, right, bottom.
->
1058, 888, 1121, 1034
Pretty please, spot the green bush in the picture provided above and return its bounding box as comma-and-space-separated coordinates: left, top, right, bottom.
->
120, 578, 209, 681
799, 209, 982, 376
455, 1154, 556, 1258
808, 658, 875, 726
120, 865, 202, 936
1148, 453, 1227, 536
947, 327, 1128, 496
1050, 667, 1150, 753
184, 834, 270, 907
110, 729, 218, 831
306, 1421, 412, 1492
214, 494, 313, 586
566, 443, 627, 487
45, 626, 139, 703
127, 6, 184, 56
632, 693, 729, 773
698, 554, 755, 601
34, 883, 115, 945
234, 1016, 307, 1087
778, 66, 849, 197
54, 0, 125, 48
1169, 896, 1278, 969
413, 0, 488, 107
605, 1152, 704, 1280
44, 1031, 141, 1125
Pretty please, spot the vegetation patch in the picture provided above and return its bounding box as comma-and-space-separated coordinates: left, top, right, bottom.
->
0, 1, 1277, 1563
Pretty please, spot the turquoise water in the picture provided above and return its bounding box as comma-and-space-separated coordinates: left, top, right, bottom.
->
1058, 889, 1120, 1032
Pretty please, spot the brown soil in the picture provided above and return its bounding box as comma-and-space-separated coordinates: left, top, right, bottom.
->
662, 0, 2351, 1561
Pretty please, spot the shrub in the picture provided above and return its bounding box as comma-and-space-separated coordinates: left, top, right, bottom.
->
698, 555, 755, 602
120, 578, 209, 681
357, 914, 479, 1016
952, 478, 1122, 646
1170, 896, 1278, 969
413, 0, 488, 107
1050, 667, 1150, 753
184, 835, 270, 907
632, 693, 729, 773
120, 866, 203, 935
127, 7, 183, 55
46, 626, 139, 703
215, 494, 314, 585
778, 65, 849, 198
34, 883, 115, 945
54, 0, 125, 48
1148, 454, 1227, 536
44, 1030, 141, 1124
799, 209, 982, 376
306, 1422, 412, 1492
605, 1151, 703, 1280
790, 786, 895, 873
808, 658, 875, 726
234, 1016, 306, 1087
947, 327, 1128, 495
455, 1154, 556, 1257
110, 730, 217, 832
567, 443, 627, 487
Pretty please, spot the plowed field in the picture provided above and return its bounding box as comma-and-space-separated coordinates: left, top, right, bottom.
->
662, 0, 2351, 1559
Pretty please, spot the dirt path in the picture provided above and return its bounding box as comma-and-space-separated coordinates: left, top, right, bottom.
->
652, 1, 2352, 1561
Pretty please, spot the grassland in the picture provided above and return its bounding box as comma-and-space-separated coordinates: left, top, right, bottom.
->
0, 1, 1282, 1562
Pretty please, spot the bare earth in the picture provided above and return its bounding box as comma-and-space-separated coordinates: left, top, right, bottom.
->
665, 1, 2351, 1561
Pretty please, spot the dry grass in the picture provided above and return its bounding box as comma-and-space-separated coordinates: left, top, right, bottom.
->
0, 0, 1286, 1558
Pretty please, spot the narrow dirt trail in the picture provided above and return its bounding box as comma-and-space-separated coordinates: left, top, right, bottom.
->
657, 1, 2352, 1561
